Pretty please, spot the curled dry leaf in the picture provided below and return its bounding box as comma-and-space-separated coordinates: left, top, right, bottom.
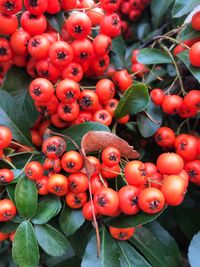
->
81, 131, 140, 159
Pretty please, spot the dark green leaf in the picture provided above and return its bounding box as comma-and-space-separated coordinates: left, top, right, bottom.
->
0, 221, 18, 234
177, 50, 200, 83
137, 48, 172, 64
145, 67, 167, 84
105, 209, 165, 228
188, 231, 200, 267
137, 22, 151, 40
151, 0, 174, 28
118, 241, 151, 267
137, 100, 163, 138
146, 222, 181, 266
59, 122, 110, 150
81, 228, 121, 267
59, 204, 85, 236
111, 35, 126, 68
22, 91, 39, 129
172, 0, 199, 18
180, 24, 200, 41
0, 90, 31, 146
32, 196, 61, 225
130, 226, 174, 267
12, 221, 39, 267
34, 224, 70, 257
15, 177, 38, 218
114, 83, 150, 119
46, 11, 65, 33
1, 66, 31, 104
6, 184, 16, 203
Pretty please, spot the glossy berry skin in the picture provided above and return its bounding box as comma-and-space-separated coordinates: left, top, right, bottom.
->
0, 125, 12, 149
0, 199, 16, 222
124, 160, 147, 186
0, 38, 12, 62
93, 109, 112, 126
118, 185, 140, 215
48, 174, 68, 196
100, 162, 120, 179
112, 70, 132, 92
100, 13, 121, 38
29, 78, 54, 103
95, 79, 115, 103
10, 29, 31, 56
192, 12, 200, 31
25, 161, 44, 181
138, 187, 165, 214
61, 151, 83, 173
93, 34, 112, 57
42, 136, 66, 159
24, 0, 47, 15
57, 102, 80, 122
184, 160, 200, 185
36, 176, 49, 195
189, 42, 200, 67
56, 78, 80, 103
62, 62, 83, 83
184, 90, 200, 112
90, 175, 108, 194
93, 187, 119, 216
68, 172, 89, 193
109, 226, 135, 240
0, 169, 14, 183
82, 201, 98, 221
43, 158, 61, 173
79, 90, 99, 112
100, 0, 121, 13
161, 175, 185, 206
66, 192, 87, 209
101, 146, 121, 167
157, 153, 184, 175
65, 12, 92, 40
154, 127, 175, 148
28, 35, 50, 60
162, 95, 183, 114
0, 13, 18, 35
0, 0, 22, 15
60, 0, 76, 10
150, 88, 165, 106
49, 41, 73, 67
175, 134, 199, 161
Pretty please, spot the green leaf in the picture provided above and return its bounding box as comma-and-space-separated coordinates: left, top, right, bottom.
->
118, 241, 151, 267
32, 196, 61, 225
0, 221, 18, 234
0, 90, 32, 146
7, 184, 16, 203
177, 50, 200, 83
105, 209, 165, 228
22, 91, 39, 129
15, 177, 38, 219
130, 226, 175, 267
180, 24, 200, 41
145, 67, 167, 84
188, 231, 200, 267
172, 0, 200, 18
34, 224, 70, 257
59, 122, 110, 150
81, 228, 121, 267
46, 11, 65, 33
146, 222, 181, 266
114, 83, 150, 119
151, 0, 174, 28
137, 100, 163, 138
12, 221, 39, 267
111, 35, 126, 68
137, 48, 172, 65
59, 204, 85, 236
1, 66, 31, 104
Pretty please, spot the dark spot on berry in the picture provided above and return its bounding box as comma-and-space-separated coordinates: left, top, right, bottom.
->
29, 0, 38, 7
63, 105, 72, 113
80, 52, 88, 59
5, 1, 15, 11
131, 196, 138, 206
31, 39, 40, 47
66, 91, 74, 99
81, 96, 92, 108
72, 67, 78, 76
98, 196, 106, 207
118, 232, 127, 239
57, 51, 66, 60
67, 161, 75, 169
74, 25, 83, 34
33, 87, 41, 96
0, 47, 7, 56
99, 59, 106, 67
70, 181, 77, 189
0, 175, 5, 182
150, 200, 160, 210
74, 195, 81, 205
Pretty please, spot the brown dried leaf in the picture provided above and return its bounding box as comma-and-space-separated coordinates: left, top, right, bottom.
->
81, 131, 140, 159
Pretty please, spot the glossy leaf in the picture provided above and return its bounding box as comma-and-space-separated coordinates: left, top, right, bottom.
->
34, 224, 70, 257
137, 48, 172, 64
137, 100, 163, 138
130, 226, 178, 267
15, 177, 38, 218
12, 221, 39, 267
177, 50, 200, 83
118, 241, 151, 267
114, 83, 150, 118
22, 91, 39, 129
105, 209, 165, 228
32, 196, 62, 225
151, 0, 174, 28
59, 204, 85, 236
81, 228, 121, 267
188, 232, 200, 267
0, 90, 31, 146
46, 11, 65, 33
180, 24, 200, 41
59, 122, 110, 150
145, 67, 167, 84
172, 0, 199, 18
111, 35, 126, 68
0, 221, 18, 234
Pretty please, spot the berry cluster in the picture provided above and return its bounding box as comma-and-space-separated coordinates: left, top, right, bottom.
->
119, 0, 151, 39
